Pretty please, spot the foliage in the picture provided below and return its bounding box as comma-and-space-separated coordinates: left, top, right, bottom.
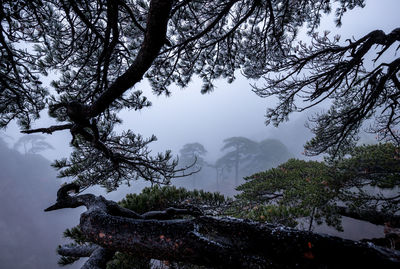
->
216, 137, 259, 183
230, 204, 302, 227
106, 252, 150, 269
58, 227, 93, 266
119, 185, 226, 214
50, 132, 179, 191
244, 138, 292, 174
333, 143, 400, 214
254, 28, 400, 156
233, 143, 400, 231
233, 159, 340, 230
336, 143, 400, 187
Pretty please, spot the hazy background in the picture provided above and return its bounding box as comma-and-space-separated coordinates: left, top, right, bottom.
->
0, 0, 398, 268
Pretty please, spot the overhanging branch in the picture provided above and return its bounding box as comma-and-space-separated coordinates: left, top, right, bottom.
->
21, 124, 73, 134
88, 0, 174, 117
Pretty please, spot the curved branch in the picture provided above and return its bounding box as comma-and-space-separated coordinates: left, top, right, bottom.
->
118, 0, 145, 33
257, 27, 400, 156
58, 244, 114, 269
81, 247, 114, 269
88, 0, 174, 117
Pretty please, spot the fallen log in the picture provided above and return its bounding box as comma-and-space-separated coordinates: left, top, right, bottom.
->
46, 184, 400, 268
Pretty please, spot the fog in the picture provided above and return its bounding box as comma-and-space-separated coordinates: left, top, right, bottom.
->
0, 0, 399, 268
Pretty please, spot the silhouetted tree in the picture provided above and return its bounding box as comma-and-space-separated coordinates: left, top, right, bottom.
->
254, 30, 400, 156
1, 0, 400, 267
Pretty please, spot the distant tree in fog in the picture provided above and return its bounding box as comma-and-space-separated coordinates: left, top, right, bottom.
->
178, 143, 207, 170
217, 137, 258, 185
243, 138, 292, 176
178, 143, 207, 188
216, 137, 291, 186
13, 135, 54, 154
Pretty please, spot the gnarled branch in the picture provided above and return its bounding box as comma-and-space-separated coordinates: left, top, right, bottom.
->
48, 184, 400, 268
58, 244, 114, 269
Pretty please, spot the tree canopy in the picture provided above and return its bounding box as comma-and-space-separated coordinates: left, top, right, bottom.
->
2, 0, 391, 190
218, 136, 258, 184
253, 25, 400, 157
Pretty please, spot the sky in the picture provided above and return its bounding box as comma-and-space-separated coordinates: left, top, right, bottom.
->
1, 0, 399, 192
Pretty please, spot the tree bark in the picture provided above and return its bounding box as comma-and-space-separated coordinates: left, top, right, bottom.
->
58, 245, 114, 269
46, 184, 400, 269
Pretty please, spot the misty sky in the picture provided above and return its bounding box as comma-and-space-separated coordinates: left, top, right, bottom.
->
1, 0, 399, 189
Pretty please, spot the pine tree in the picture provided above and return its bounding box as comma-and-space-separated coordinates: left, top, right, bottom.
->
233, 143, 400, 248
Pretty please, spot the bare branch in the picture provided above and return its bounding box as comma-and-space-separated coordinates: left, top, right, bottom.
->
21, 124, 73, 134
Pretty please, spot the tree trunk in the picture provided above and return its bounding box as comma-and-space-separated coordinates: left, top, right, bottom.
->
235, 144, 239, 186
215, 167, 220, 191
46, 184, 400, 269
